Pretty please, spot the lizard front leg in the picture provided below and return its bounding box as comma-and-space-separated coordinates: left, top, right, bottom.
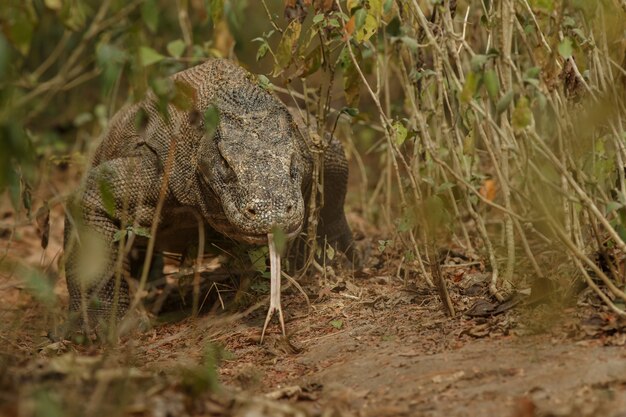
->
63, 155, 164, 337
317, 137, 360, 266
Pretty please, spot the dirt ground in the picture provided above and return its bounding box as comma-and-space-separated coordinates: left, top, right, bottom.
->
2, 179, 626, 417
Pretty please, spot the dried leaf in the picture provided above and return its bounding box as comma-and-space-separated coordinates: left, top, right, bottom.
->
284, 0, 310, 23
212, 20, 234, 58
343, 15, 356, 40
297, 46, 322, 77
312, 0, 336, 13
340, 47, 361, 107
479, 179, 497, 202
273, 20, 302, 76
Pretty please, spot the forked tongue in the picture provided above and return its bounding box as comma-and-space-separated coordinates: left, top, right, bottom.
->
260, 232, 286, 342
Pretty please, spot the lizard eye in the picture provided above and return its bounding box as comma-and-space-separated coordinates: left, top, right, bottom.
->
217, 153, 236, 183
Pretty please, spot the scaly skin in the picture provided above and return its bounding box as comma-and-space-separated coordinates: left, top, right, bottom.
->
63, 59, 355, 333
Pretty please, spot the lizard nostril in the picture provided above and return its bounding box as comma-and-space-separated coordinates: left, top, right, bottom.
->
243, 202, 259, 219
286, 204, 293, 214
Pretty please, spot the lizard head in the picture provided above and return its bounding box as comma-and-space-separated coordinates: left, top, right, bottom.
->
195, 91, 305, 245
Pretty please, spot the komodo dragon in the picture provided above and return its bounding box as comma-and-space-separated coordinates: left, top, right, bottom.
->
63, 59, 355, 337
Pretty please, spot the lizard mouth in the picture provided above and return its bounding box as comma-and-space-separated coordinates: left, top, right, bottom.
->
238, 227, 302, 245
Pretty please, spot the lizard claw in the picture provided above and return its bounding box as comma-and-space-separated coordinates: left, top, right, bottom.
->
260, 233, 286, 343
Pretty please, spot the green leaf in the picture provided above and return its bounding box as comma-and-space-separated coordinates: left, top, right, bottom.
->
355, 13, 377, 42
347, 0, 362, 12
210, 0, 224, 23
139, 46, 165, 67
271, 225, 287, 256
313, 14, 325, 24
397, 210, 414, 232
354, 8, 367, 30
59, 0, 88, 31
393, 120, 408, 145
33, 389, 64, 417
132, 226, 152, 238
558, 37, 573, 59
512, 96, 533, 132
422, 195, 448, 233
248, 247, 269, 274
73, 112, 93, 127
483, 69, 499, 102
529, 0, 554, 12
171, 80, 197, 111
96, 43, 127, 94
98, 177, 116, 218
496, 90, 514, 114
342, 107, 359, 117
616, 224, 626, 244
44, 0, 63, 11
400, 36, 418, 51
0, 33, 10, 80
330, 319, 343, 329
460, 71, 480, 104
436, 182, 456, 194
524, 66, 541, 80
368, 0, 383, 20
113, 229, 127, 243
606, 201, 624, 214
6, 9, 35, 55
19, 266, 56, 308
204, 104, 220, 137
167, 39, 186, 58
141, 0, 159, 33
273, 20, 301, 76
257, 74, 271, 89
325, 244, 335, 261
255, 40, 269, 61
470, 54, 488, 72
